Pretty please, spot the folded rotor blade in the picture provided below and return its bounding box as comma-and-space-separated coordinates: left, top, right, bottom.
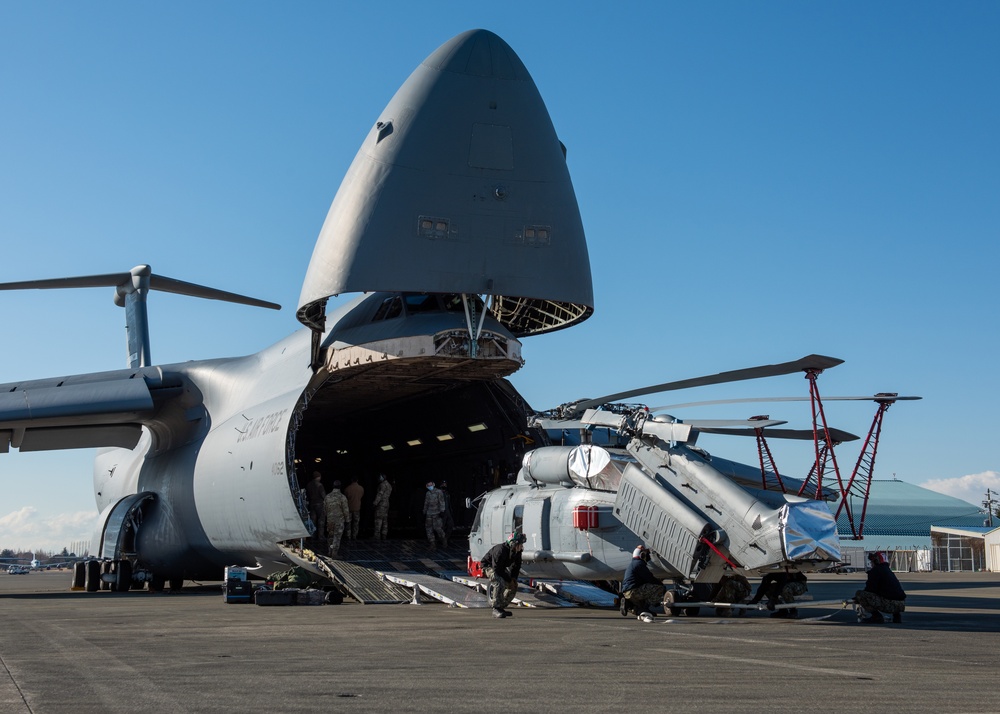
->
696, 426, 860, 442
650, 395, 921, 412
571, 354, 844, 413
684, 418, 787, 429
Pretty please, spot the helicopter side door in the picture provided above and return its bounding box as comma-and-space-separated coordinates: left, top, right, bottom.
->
522, 497, 551, 550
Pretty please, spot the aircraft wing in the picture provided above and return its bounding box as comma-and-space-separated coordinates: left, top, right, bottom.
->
0, 366, 184, 452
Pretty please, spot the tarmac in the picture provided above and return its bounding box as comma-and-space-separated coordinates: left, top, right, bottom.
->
3, 569, 1000, 713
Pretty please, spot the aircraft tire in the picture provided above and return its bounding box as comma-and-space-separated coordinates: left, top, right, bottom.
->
663, 589, 682, 617
169, 578, 183, 592
149, 574, 165, 593
85, 560, 101, 592
71, 562, 86, 589
100, 560, 113, 590
114, 560, 132, 592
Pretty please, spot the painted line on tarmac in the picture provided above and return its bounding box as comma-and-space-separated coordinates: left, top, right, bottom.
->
650, 647, 871, 679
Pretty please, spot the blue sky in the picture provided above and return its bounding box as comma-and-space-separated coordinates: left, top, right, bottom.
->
1, 2, 998, 552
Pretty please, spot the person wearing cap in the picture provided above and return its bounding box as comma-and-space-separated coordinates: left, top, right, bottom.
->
344, 477, 364, 540
480, 533, 526, 618
324, 480, 350, 557
372, 474, 392, 542
854, 552, 906, 624
621, 545, 666, 617
423, 481, 448, 549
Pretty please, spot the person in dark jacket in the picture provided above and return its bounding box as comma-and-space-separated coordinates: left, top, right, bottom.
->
480, 533, 525, 618
855, 552, 906, 623
621, 545, 666, 617
306, 472, 327, 539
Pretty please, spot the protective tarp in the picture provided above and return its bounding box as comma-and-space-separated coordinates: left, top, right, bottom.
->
779, 501, 841, 562
567, 444, 615, 489
521, 445, 622, 490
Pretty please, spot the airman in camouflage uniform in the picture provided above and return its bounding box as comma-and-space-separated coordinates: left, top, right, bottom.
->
324, 480, 350, 557
372, 474, 392, 541
423, 481, 447, 548
711, 571, 752, 617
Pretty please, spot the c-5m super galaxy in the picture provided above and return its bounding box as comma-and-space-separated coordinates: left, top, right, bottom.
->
0, 30, 911, 597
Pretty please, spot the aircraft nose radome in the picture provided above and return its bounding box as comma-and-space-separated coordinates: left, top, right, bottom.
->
298, 30, 594, 338
422, 29, 529, 81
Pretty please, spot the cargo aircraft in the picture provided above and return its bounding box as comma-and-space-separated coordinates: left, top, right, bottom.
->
0, 29, 905, 597
0, 29, 594, 591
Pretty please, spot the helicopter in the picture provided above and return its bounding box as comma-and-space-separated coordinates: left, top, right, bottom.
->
467, 353, 913, 602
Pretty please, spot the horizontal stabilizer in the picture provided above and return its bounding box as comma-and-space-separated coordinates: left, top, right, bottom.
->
0, 266, 280, 311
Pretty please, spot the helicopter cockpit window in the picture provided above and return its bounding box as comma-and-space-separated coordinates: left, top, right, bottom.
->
372, 296, 403, 321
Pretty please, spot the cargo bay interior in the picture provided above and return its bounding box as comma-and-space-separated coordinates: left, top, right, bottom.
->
293, 378, 537, 541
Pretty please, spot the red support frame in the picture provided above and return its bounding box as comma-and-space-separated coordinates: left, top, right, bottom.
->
796, 369, 848, 504
752, 416, 786, 493
834, 397, 896, 539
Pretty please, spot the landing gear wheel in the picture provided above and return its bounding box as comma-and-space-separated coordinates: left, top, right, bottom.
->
100, 560, 112, 590
85, 560, 101, 592
168, 578, 183, 592
663, 589, 682, 617
149, 574, 165, 593
71, 562, 86, 589
113, 560, 132, 592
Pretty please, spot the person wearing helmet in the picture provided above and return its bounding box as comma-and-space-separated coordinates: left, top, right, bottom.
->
372, 474, 392, 542
423, 481, 448, 549
480, 532, 526, 618
854, 552, 906, 624
621, 545, 666, 618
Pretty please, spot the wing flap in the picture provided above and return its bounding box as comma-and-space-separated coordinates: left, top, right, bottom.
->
17, 425, 144, 451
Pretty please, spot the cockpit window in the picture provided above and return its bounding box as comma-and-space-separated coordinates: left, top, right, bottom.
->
372, 296, 403, 321
403, 294, 438, 313
397, 293, 487, 316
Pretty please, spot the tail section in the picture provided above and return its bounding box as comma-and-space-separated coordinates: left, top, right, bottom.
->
0, 265, 280, 368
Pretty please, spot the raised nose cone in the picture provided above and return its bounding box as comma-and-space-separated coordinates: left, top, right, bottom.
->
298, 29, 593, 337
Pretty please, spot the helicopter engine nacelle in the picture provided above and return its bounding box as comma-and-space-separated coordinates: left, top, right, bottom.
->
518, 444, 612, 488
